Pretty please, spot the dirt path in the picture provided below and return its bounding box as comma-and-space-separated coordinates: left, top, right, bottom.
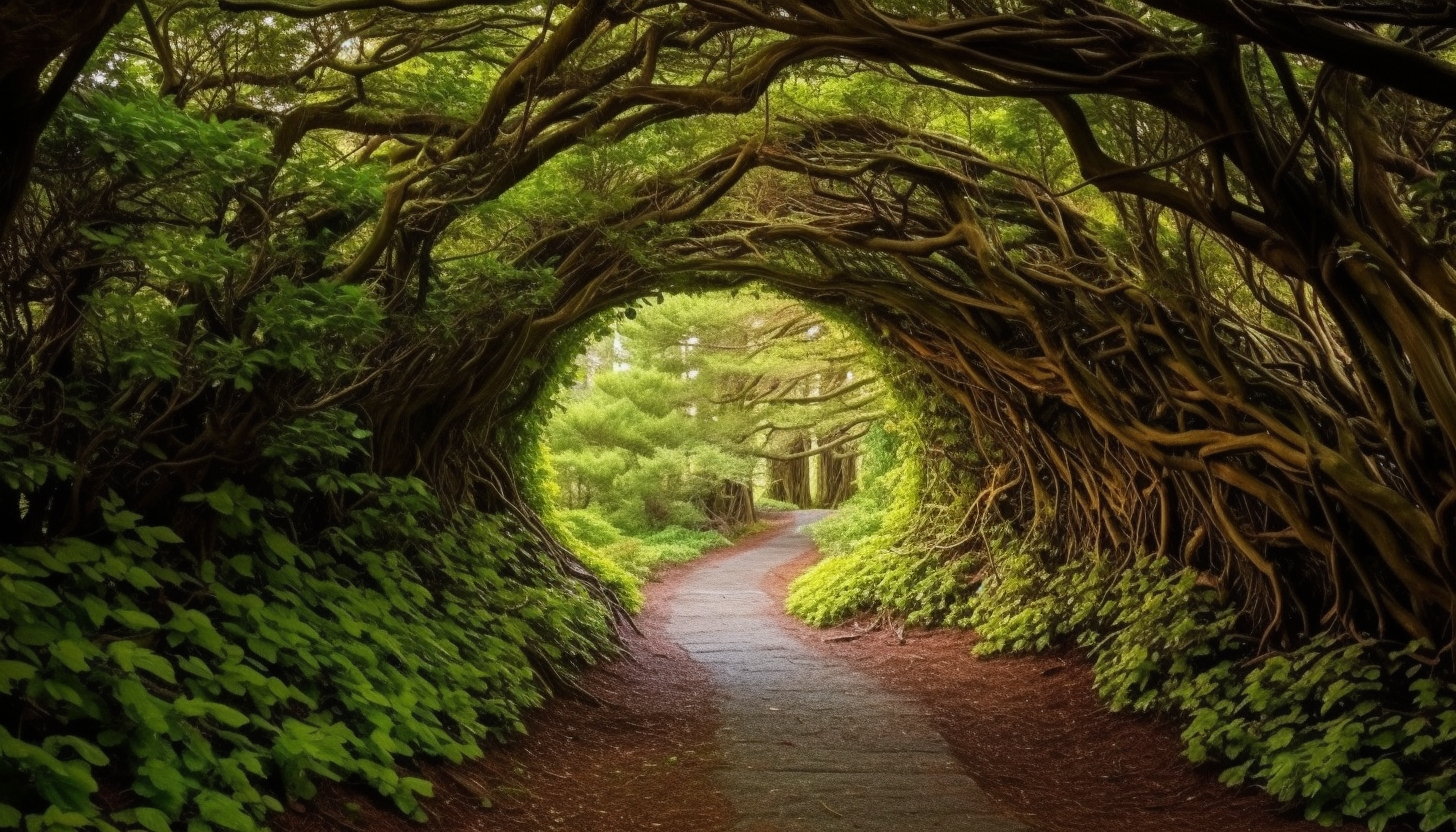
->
668, 511, 1021, 831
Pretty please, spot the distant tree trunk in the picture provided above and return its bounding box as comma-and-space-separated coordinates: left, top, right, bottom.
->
816, 446, 857, 508
705, 479, 756, 529
767, 434, 812, 507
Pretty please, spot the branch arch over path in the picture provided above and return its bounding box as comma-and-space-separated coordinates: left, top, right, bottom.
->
6, 0, 1456, 648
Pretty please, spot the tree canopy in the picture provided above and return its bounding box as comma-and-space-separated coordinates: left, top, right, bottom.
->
7, 1, 1456, 829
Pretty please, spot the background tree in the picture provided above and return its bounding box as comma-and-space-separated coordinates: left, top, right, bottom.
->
547, 291, 881, 536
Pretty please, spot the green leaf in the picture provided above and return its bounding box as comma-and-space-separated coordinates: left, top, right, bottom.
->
115, 679, 169, 734
0, 661, 37, 693
0, 803, 19, 829
80, 595, 110, 627
112, 609, 162, 630
133, 807, 172, 832
261, 531, 302, 565
133, 651, 177, 684
174, 698, 248, 728
46, 736, 109, 766
204, 491, 235, 516
126, 566, 162, 590
12, 621, 59, 645
105, 509, 143, 533
178, 656, 215, 679
6, 579, 60, 608
206, 702, 250, 729
144, 526, 184, 545
195, 790, 256, 832
50, 640, 91, 673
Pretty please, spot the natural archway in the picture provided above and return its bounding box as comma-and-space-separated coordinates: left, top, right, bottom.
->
6, 2, 1456, 830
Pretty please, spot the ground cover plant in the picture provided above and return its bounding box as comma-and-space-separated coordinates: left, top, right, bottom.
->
6, 1, 1456, 829
793, 409, 1456, 829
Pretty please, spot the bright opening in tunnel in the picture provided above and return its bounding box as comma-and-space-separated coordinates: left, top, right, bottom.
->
539, 289, 890, 592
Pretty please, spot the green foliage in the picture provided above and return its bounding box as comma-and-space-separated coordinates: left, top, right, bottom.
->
788, 458, 978, 627
78, 92, 272, 187
803, 462, 1456, 832
0, 470, 611, 832
599, 526, 732, 582
546, 291, 883, 534
2, 82, 627, 832
553, 508, 728, 592
788, 410, 984, 627
784, 367, 1456, 831
548, 367, 753, 533
4, 264, 613, 832
968, 548, 1456, 830
29, 11, 1451, 832
542, 293, 888, 606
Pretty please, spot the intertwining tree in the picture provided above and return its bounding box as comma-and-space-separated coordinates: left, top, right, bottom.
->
0, 3, 826, 828
7, 0, 1456, 829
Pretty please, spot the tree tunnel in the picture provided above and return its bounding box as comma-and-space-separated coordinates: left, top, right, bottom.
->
6, 1, 1456, 829
497, 114, 1456, 651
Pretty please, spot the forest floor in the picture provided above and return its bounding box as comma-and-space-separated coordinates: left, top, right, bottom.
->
279, 512, 1357, 832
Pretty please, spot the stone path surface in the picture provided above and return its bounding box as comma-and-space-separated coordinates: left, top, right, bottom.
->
666, 511, 1025, 832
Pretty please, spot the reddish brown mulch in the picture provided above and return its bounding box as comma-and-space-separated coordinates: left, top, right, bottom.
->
764, 547, 1368, 832
272, 519, 797, 832
282, 516, 1396, 832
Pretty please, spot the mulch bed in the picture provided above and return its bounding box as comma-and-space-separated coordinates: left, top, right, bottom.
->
281, 517, 1393, 832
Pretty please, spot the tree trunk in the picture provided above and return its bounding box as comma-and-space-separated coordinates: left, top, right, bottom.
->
705, 479, 756, 529
768, 434, 813, 507
816, 444, 858, 508
0, 0, 132, 239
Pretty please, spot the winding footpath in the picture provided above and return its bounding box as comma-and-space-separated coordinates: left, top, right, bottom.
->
666, 511, 1024, 832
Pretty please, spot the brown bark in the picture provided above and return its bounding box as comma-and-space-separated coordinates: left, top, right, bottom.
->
704, 479, 756, 530
768, 435, 813, 508
0, 0, 132, 239
815, 443, 858, 509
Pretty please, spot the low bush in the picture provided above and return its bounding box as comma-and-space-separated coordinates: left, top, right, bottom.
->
970, 547, 1456, 830
786, 401, 1456, 830
552, 507, 731, 591
788, 423, 984, 628
0, 473, 614, 832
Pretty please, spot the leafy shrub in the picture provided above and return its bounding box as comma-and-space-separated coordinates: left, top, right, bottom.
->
548, 373, 753, 534
787, 405, 1456, 830
0, 423, 614, 832
788, 423, 983, 627
551, 507, 730, 595
640, 526, 730, 551
556, 508, 627, 548
970, 547, 1456, 830
753, 497, 800, 512
599, 524, 729, 581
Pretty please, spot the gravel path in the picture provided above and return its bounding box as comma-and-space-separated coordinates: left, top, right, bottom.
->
666, 511, 1024, 832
